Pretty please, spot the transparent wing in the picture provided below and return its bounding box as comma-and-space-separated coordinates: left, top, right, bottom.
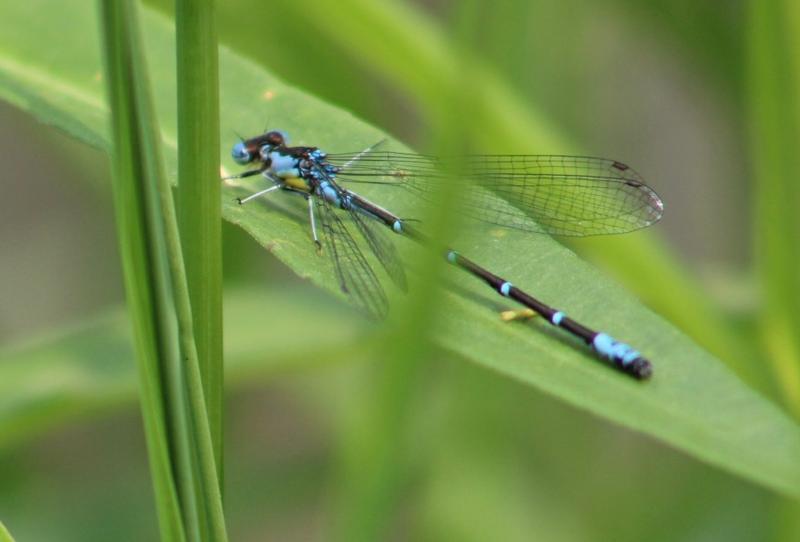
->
325, 152, 664, 237
311, 161, 408, 291
317, 192, 389, 320
346, 204, 408, 291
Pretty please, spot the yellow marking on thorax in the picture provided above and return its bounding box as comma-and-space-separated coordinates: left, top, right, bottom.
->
283, 176, 310, 192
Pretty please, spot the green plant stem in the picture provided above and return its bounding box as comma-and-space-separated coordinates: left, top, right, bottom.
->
98, 1, 189, 539
747, 0, 800, 417
98, 0, 227, 539
175, 0, 224, 487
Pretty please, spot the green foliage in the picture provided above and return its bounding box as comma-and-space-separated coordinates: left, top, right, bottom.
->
0, 287, 370, 451
1, 0, 800, 502
2, 0, 800, 539
97, 0, 225, 539
174, 0, 224, 486
97, 2, 189, 538
747, 0, 800, 416
0, 522, 15, 542
178, 0, 758, 387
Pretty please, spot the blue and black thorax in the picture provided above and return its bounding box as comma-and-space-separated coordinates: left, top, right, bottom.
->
265, 145, 357, 209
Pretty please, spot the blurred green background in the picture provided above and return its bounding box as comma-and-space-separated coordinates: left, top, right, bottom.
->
1, 0, 798, 540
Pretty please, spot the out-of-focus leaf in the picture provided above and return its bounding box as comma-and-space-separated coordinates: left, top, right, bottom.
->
1, 0, 800, 498
0, 286, 370, 451
0, 521, 15, 542
747, 0, 800, 415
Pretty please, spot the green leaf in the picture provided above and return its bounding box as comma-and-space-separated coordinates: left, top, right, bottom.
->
186, 0, 761, 387
0, 287, 371, 451
0, 521, 15, 542
175, 0, 224, 480
1, 0, 800, 498
747, 0, 800, 416
98, 0, 225, 538
97, 1, 190, 539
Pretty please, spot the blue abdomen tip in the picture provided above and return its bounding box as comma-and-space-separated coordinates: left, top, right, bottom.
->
593, 333, 640, 366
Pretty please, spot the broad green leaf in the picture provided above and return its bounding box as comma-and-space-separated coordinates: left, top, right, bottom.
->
203, 0, 757, 385
1, 1, 800, 497
0, 287, 371, 451
0, 522, 15, 542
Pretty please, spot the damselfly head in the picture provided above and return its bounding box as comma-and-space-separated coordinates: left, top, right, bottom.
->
231, 130, 290, 165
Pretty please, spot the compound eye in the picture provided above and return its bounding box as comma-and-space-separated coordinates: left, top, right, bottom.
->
231, 142, 252, 165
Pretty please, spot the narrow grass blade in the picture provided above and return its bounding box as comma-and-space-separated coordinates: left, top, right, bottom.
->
175, 0, 224, 481
747, 0, 800, 416
98, 0, 227, 539
98, 2, 188, 539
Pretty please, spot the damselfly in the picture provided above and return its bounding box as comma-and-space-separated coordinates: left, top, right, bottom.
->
225, 131, 664, 379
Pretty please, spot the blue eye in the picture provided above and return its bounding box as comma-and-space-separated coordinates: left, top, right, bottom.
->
231, 142, 251, 164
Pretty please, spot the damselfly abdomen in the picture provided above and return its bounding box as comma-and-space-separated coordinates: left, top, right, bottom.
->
225, 131, 663, 379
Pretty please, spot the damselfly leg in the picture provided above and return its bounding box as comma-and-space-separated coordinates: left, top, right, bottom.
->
307, 195, 322, 252
237, 184, 280, 205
